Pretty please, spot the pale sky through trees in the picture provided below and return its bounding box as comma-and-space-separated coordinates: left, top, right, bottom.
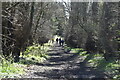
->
56, 0, 69, 2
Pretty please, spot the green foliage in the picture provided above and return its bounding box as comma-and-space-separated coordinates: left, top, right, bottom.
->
20, 43, 49, 65
0, 43, 51, 78
70, 48, 85, 53
86, 53, 120, 80
105, 60, 120, 80
88, 54, 104, 67
66, 46, 120, 79
79, 51, 88, 55
24, 44, 49, 57
64, 46, 71, 52
0, 55, 24, 78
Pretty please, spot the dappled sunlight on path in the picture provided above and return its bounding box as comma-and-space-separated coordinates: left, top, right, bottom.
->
21, 43, 108, 79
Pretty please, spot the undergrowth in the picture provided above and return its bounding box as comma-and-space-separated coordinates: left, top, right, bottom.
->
0, 43, 52, 78
69, 47, 120, 80
0, 55, 24, 78
19, 43, 51, 65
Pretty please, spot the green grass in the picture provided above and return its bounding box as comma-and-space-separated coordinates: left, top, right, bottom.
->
64, 46, 71, 52
70, 48, 85, 53
66, 47, 120, 80
0, 43, 51, 78
0, 56, 24, 78
79, 50, 120, 79
64, 46, 86, 54
19, 43, 50, 65
19, 55, 48, 65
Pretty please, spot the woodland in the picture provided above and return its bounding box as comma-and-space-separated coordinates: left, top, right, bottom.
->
0, 1, 120, 79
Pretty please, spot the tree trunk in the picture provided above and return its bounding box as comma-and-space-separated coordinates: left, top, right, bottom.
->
13, 2, 35, 62
99, 2, 115, 60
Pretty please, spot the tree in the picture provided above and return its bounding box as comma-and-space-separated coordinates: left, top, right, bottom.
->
2, 2, 35, 62
63, 2, 119, 60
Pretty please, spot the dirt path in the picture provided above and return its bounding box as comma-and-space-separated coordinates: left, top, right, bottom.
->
21, 43, 108, 79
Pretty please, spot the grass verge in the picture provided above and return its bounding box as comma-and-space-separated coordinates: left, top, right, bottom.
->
0, 55, 24, 78
68, 47, 120, 80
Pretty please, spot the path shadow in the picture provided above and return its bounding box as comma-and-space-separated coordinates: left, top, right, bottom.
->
34, 69, 64, 79
34, 44, 108, 79
34, 64, 107, 79
47, 49, 59, 52
47, 53, 79, 63
63, 61, 107, 79
35, 62, 64, 67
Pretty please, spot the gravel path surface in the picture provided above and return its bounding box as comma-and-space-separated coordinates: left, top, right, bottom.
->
21, 43, 109, 80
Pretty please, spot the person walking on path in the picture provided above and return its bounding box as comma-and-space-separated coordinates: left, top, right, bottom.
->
56, 38, 59, 44
51, 38, 54, 43
61, 39, 64, 46
59, 38, 62, 46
